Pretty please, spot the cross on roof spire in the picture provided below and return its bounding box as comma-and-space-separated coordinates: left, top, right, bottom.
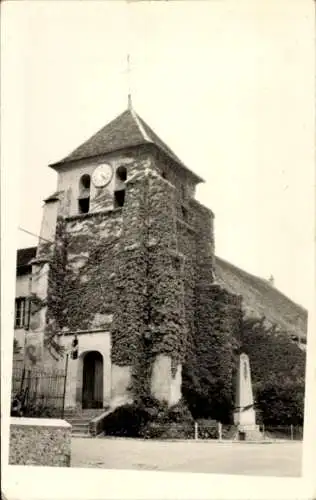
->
127, 53, 132, 110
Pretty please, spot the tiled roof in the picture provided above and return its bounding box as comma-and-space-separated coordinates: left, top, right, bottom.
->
44, 191, 62, 203
16, 247, 37, 270
49, 108, 204, 183
215, 256, 307, 340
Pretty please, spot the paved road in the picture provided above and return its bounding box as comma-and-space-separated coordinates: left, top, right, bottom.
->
71, 438, 302, 477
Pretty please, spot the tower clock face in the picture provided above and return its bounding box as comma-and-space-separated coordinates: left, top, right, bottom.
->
92, 163, 113, 188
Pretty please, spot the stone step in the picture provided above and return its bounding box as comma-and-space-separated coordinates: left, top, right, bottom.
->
66, 418, 91, 425
82, 408, 105, 413
81, 412, 104, 417
72, 429, 90, 435
64, 408, 109, 437
71, 423, 90, 431
71, 432, 91, 438
64, 410, 105, 419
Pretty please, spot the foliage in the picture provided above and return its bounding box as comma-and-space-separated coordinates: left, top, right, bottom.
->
111, 173, 186, 399
29, 214, 121, 360
237, 316, 306, 425
182, 287, 242, 424
46, 217, 69, 333
142, 422, 194, 440
13, 339, 21, 355
110, 177, 151, 400
61, 232, 119, 332
23, 402, 63, 419
139, 398, 194, 439
24, 156, 305, 429
102, 403, 148, 437
102, 397, 194, 439
255, 379, 305, 425
195, 419, 218, 439
111, 248, 148, 368
26, 220, 67, 360
147, 248, 186, 370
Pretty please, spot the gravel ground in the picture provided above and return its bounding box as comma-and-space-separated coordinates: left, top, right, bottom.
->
71, 438, 302, 477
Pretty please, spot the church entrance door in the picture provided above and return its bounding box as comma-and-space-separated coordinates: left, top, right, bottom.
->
82, 351, 103, 409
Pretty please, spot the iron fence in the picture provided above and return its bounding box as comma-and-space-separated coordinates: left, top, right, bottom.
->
133, 421, 304, 441
11, 365, 67, 419
260, 424, 303, 441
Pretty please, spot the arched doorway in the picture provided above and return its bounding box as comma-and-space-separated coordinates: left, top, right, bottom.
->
82, 351, 103, 409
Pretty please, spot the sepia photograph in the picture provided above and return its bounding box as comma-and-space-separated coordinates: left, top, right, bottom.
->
2, 0, 315, 498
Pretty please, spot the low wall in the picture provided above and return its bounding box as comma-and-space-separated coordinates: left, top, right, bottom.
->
89, 408, 114, 437
10, 418, 72, 467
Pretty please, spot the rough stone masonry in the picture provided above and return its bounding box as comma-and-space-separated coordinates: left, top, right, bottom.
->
23, 107, 243, 412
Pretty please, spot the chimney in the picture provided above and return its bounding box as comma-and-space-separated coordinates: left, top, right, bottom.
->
268, 275, 274, 286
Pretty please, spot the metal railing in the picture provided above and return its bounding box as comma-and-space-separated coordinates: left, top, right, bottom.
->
138, 421, 303, 441
260, 424, 303, 441
11, 366, 67, 419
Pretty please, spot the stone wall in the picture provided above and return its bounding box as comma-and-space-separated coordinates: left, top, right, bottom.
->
33, 208, 123, 347
9, 418, 71, 467
111, 152, 188, 406
27, 145, 242, 420
56, 151, 136, 216
13, 273, 31, 366
14, 274, 32, 362
111, 161, 150, 401
59, 331, 112, 408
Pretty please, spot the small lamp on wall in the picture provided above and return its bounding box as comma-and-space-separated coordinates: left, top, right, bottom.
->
71, 334, 79, 360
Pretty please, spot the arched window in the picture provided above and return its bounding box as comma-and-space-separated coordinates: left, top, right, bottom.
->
80, 174, 91, 190
114, 190, 125, 208
78, 174, 91, 214
116, 165, 127, 182
114, 166, 127, 208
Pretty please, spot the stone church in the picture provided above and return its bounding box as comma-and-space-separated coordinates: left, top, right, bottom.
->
13, 104, 307, 414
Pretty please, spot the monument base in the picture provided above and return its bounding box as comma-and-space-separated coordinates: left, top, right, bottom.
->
233, 410, 263, 441
238, 424, 260, 432
233, 408, 256, 427
236, 426, 263, 441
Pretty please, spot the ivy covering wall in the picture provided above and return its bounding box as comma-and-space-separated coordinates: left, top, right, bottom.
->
46, 211, 122, 334
182, 285, 242, 423
29, 148, 304, 429
32, 152, 243, 424
111, 163, 186, 398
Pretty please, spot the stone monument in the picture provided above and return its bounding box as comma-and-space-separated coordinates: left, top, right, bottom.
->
233, 353, 262, 441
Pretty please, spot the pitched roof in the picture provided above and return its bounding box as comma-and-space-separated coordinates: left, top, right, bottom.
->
215, 256, 307, 340
49, 108, 204, 183
43, 191, 62, 203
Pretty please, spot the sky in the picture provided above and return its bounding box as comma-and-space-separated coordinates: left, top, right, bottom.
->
2, 0, 315, 309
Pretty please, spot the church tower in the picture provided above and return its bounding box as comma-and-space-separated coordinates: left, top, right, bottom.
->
27, 105, 217, 411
